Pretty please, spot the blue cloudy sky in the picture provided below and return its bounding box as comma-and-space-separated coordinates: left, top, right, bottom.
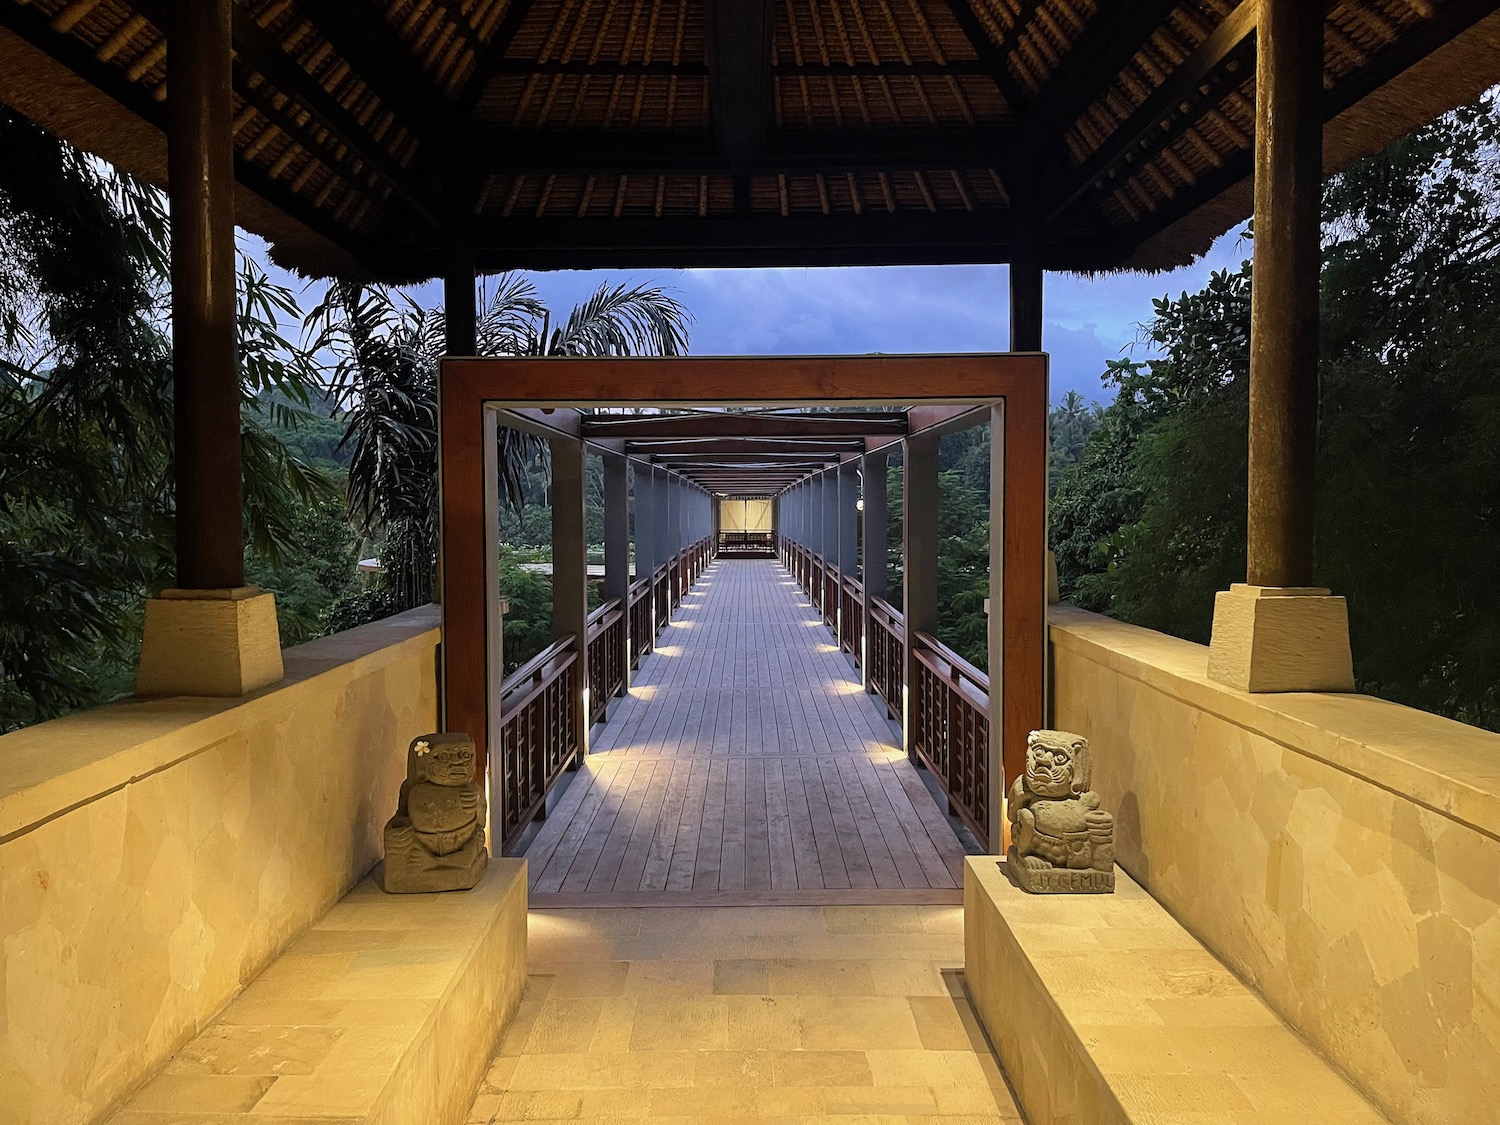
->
254, 222, 1251, 407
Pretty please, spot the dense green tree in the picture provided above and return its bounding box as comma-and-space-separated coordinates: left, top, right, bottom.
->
1052, 92, 1500, 730
0, 109, 333, 729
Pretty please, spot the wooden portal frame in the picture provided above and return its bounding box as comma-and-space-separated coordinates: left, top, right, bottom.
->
438, 353, 1047, 808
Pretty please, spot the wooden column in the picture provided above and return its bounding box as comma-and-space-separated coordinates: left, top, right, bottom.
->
1248, 0, 1322, 588
837, 460, 859, 576
444, 244, 477, 357
603, 450, 630, 690
902, 433, 940, 764
986, 404, 1008, 847
1207, 1, 1352, 694
168, 0, 241, 591
551, 436, 589, 755
1009, 178, 1044, 354
860, 449, 889, 691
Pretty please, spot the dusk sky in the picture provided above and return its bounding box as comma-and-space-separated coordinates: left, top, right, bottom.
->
255, 223, 1252, 407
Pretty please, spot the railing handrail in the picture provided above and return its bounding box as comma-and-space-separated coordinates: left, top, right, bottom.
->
586, 599, 624, 639
500, 634, 579, 718
629, 578, 651, 602
912, 629, 989, 697
870, 595, 905, 629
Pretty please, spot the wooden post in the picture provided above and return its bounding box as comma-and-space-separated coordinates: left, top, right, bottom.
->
837, 459, 859, 653
986, 404, 1007, 850
551, 436, 589, 757
1248, 0, 1321, 588
168, 0, 241, 591
1208, 1, 1352, 693
603, 450, 629, 691
861, 449, 889, 692
444, 244, 477, 357
903, 433, 940, 765
137, 0, 285, 697
1009, 177, 1044, 354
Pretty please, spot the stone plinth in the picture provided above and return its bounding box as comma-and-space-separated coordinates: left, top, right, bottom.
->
1207, 583, 1354, 692
136, 585, 284, 696
107, 859, 528, 1125
964, 856, 1390, 1125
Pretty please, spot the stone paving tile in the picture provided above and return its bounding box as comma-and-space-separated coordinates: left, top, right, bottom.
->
467, 905, 1023, 1123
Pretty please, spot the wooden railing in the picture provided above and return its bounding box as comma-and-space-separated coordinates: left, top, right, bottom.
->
839, 572, 863, 666
585, 598, 625, 724
628, 579, 653, 664
719, 530, 775, 552
868, 595, 904, 721
911, 631, 991, 850
821, 563, 838, 628
669, 554, 682, 607
495, 635, 580, 851
652, 562, 670, 632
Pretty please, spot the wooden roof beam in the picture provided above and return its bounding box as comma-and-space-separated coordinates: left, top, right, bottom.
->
1021, 0, 1180, 149
1115, 0, 1500, 264
456, 0, 540, 115
936, 0, 1032, 118
226, 9, 445, 231
704, 0, 775, 170
622, 438, 868, 455
1048, 0, 1258, 226
292, 0, 454, 144
475, 126, 1018, 175
583, 413, 907, 438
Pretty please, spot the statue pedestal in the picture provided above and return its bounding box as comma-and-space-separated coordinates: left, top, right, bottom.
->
1207, 584, 1354, 693
136, 586, 284, 696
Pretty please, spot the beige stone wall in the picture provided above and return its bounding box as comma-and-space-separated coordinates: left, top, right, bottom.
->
0, 608, 440, 1125
1050, 606, 1500, 1125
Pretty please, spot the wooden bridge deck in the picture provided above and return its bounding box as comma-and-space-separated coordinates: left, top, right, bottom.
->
523, 559, 968, 906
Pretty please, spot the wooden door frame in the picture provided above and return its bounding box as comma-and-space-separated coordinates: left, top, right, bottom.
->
437, 353, 1048, 839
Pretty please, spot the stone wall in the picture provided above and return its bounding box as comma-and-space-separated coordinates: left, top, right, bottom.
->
0, 608, 440, 1125
1050, 606, 1500, 1125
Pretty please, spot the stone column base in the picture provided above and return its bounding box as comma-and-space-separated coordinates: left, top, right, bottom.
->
1207, 584, 1354, 693
136, 586, 284, 696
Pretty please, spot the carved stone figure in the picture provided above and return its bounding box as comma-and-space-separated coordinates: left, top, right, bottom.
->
1006, 729, 1115, 893
381, 733, 489, 893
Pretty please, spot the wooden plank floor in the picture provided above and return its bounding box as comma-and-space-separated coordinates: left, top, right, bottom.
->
523, 559, 967, 906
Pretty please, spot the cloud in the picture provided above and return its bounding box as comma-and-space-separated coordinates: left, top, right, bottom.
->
243, 224, 1253, 408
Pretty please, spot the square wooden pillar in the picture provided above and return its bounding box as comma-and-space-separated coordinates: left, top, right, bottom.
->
603, 450, 630, 692
860, 449, 889, 692
550, 436, 590, 755
1207, 0, 1352, 693
903, 433, 940, 764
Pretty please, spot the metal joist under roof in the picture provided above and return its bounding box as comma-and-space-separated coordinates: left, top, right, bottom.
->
4, 0, 1499, 280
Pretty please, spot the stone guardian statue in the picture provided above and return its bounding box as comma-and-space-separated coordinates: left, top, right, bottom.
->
1006, 729, 1115, 893
381, 733, 489, 893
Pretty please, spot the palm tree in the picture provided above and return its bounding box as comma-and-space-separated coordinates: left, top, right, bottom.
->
308, 273, 691, 615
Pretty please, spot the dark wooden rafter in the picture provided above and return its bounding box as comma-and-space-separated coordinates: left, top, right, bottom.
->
1047, 0, 1258, 226
1114, 0, 1500, 263
704, 0, 775, 169
476, 126, 1017, 174
491, 58, 1003, 76
583, 412, 907, 438
1021, 0, 1181, 149
227, 11, 445, 232
0, 0, 425, 273
291, 0, 454, 143
622, 438, 867, 455
456, 0, 541, 114
936, 0, 1032, 117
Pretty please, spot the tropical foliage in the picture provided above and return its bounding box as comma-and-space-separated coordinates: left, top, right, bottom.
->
1052, 92, 1500, 730
0, 109, 335, 729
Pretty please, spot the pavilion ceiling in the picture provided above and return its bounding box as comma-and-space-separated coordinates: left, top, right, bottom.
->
583, 409, 900, 496
2, 0, 1498, 279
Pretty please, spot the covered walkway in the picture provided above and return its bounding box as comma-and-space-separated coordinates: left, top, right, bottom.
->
524, 560, 968, 907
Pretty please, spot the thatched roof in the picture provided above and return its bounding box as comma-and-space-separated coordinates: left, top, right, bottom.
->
3, 0, 1498, 281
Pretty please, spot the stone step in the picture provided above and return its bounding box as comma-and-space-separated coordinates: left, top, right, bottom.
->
107, 859, 527, 1125
963, 857, 1391, 1125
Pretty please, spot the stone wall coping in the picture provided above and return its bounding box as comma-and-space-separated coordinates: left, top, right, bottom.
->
1050, 605, 1500, 845
0, 606, 440, 842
